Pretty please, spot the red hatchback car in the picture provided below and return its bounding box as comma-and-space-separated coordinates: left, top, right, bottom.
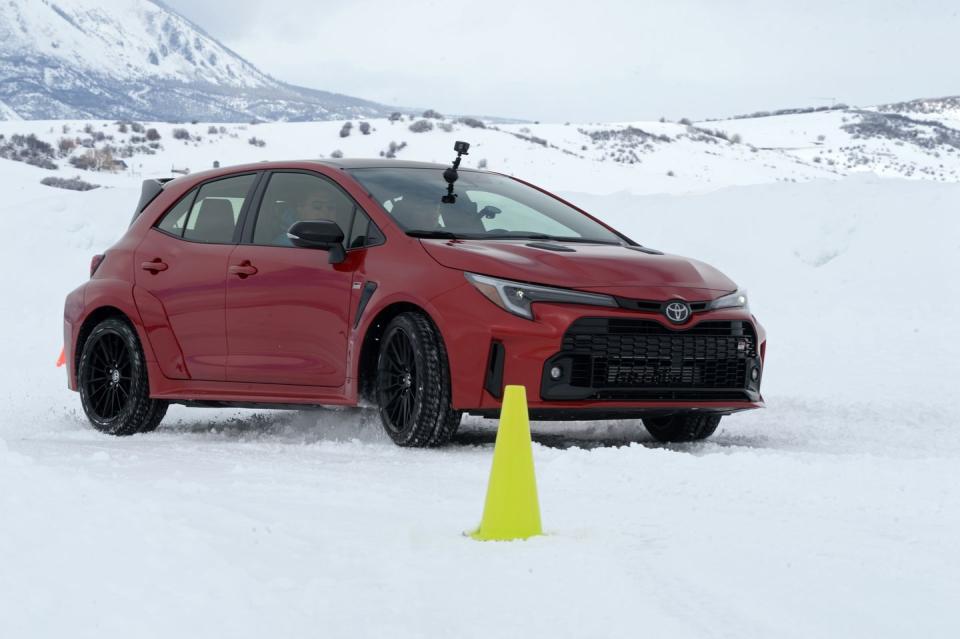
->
63, 146, 765, 446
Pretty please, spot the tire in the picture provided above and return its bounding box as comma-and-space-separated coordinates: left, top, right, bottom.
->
78, 317, 168, 436
642, 414, 721, 443
375, 312, 462, 447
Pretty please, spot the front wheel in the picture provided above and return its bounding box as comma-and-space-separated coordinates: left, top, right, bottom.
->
78, 317, 168, 436
375, 312, 461, 447
642, 414, 721, 443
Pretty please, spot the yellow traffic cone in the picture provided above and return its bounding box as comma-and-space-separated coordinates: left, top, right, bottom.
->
470, 385, 543, 541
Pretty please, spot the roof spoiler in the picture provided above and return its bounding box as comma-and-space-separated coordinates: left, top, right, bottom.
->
131, 178, 175, 224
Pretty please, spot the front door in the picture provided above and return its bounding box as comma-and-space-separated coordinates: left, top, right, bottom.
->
134, 173, 258, 381
225, 171, 358, 386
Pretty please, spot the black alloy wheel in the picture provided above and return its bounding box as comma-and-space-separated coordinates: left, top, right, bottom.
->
375, 312, 461, 447
379, 325, 419, 432
78, 317, 167, 436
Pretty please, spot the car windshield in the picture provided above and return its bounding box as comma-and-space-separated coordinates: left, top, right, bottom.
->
347, 168, 629, 244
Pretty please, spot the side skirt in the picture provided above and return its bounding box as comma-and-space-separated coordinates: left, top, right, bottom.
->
150, 379, 355, 407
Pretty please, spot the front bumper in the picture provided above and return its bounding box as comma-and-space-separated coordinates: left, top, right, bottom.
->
433, 283, 766, 415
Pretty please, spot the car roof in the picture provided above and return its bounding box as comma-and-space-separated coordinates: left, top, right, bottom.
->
315, 158, 451, 170
160, 158, 485, 192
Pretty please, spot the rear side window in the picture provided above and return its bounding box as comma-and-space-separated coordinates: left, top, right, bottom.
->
184, 174, 257, 243
155, 174, 256, 243
156, 191, 195, 236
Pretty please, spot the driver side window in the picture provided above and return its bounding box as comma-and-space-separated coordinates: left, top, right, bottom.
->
253, 173, 357, 247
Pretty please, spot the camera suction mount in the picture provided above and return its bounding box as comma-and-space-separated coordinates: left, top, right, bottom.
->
441, 141, 470, 204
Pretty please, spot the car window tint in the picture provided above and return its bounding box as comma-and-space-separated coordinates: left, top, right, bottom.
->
155, 190, 196, 237
253, 173, 356, 247
466, 190, 578, 236
348, 168, 625, 244
182, 174, 256, 244
346, 209, 383, 249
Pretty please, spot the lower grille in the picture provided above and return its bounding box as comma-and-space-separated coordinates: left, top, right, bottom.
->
542, 318, 761, 401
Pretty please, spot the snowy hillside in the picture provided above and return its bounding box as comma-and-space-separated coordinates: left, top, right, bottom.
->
0, 115, 844, 196
1, 144, 958, 636
712, 108, 960, 182
0, 0, 394, 121
7, 104, 960, 202
878, 94, 960, 128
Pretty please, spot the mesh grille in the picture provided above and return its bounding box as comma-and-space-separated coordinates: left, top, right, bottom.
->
562, 319, 756, 393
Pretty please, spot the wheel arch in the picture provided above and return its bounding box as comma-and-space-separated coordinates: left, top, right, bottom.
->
356, 301, 445, 403
74, 306, 136, 379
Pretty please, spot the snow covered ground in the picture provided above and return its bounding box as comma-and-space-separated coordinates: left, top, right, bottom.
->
1, 129, 959, 637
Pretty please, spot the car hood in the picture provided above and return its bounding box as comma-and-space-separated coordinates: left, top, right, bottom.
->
420, 240, 737, 300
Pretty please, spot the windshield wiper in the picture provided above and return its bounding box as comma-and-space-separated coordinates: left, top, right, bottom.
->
407, 230, 623, 245
482, 232, 553, 240
539, 236, 623, 245
406, 229, 462, 240
485, 232, 621, 245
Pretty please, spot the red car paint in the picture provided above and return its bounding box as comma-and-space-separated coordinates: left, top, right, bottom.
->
63, 160, 765, 416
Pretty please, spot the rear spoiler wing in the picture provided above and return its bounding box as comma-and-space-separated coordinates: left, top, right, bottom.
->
131, 178, 175, 225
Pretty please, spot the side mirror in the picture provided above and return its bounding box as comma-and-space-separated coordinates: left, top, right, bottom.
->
287, 220, 346, 264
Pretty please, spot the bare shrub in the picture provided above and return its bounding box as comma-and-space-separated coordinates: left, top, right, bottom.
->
458, 117, 485, 129
409, 120, 433, 133
383, 141, 408, 158
41, 176, 99, 191
57, 137, 77, 157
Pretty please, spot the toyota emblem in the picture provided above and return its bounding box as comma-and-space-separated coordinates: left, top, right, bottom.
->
664, 301, 691, 323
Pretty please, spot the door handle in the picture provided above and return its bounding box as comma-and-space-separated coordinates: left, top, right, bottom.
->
228, 262, 258, 278
141, 259, 168, 273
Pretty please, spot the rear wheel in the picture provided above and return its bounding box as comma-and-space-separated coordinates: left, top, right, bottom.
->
643, 414, 721, 443
375, 312, 461, 447
78, 317, 167, 436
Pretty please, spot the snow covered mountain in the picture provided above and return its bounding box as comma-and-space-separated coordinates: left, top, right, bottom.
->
0, 0, 396, 121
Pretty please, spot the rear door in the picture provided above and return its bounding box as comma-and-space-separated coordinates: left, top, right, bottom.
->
225, 171, 364, 386
134, 173, 258, 381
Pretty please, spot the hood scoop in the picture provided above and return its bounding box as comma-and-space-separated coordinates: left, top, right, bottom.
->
525, 241, 576, 252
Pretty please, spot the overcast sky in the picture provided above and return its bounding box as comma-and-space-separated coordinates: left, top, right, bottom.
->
164, 0, 960, 122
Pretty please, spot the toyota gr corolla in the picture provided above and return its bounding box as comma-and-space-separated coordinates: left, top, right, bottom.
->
63, 143, 765, 446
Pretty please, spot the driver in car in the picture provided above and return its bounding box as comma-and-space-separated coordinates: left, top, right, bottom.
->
275, 191, 343, 245
391, 191, 484, 234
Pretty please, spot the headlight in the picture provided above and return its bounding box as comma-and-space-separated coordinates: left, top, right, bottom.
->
707, 289, 749, 311
464, 273, 617, 320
